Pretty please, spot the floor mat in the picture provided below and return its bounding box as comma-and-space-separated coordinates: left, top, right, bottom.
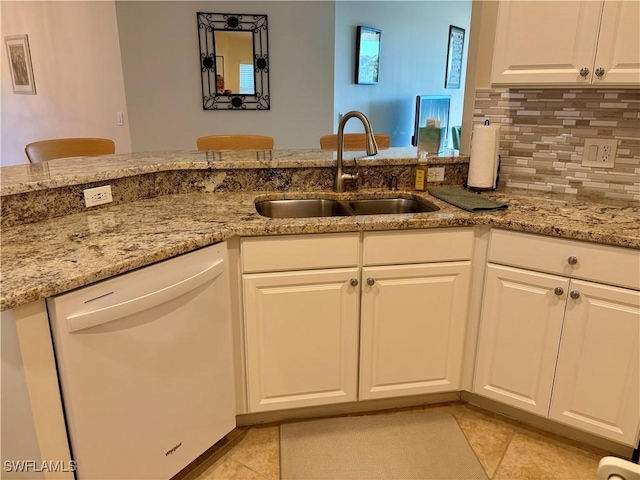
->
280, 410, 488, 479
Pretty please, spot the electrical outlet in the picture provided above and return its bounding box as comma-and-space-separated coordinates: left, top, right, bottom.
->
83, 185, 113, 207
427, 167, 445, 182
582, 139, 617, 168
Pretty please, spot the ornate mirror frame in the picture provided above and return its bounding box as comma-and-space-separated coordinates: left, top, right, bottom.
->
197, 12, 270, 110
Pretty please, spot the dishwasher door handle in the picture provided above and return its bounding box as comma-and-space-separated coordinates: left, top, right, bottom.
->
66, 258, 225, 333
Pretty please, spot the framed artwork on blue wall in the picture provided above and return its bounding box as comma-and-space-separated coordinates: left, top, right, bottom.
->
355, 26, 381, 85
445, 25, 465, 89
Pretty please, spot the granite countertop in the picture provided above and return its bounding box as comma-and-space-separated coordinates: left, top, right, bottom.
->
1, 186, 638, 311
1, 148, 637, 311
0, 148, 462, 195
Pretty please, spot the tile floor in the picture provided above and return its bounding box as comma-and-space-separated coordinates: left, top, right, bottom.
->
182, 402, 620, 480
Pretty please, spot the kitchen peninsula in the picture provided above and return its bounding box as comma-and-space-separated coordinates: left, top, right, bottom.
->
1, 149, 639, 476
1, 148, 638, 311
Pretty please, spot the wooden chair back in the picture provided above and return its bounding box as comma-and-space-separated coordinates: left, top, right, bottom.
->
25, 138, 115, 163
196, 134, 274, 151
319, 133, 391, 151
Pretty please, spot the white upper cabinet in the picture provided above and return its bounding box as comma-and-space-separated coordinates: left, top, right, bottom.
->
593, 1, 640, 85
491, 0, 640, 86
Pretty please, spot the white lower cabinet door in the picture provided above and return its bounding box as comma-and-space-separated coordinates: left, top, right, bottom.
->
549, 280, 640, 446
473, 265, 569, 416
243, 268, 360, 412
359, 262, 471, 400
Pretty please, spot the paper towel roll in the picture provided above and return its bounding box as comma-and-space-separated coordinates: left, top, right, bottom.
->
467, 123, 501, 189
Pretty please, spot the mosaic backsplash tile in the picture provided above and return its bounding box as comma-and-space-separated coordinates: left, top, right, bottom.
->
473, 88, 639, 201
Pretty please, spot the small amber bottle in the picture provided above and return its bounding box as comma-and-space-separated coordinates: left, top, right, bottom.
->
414, 152, 427, 191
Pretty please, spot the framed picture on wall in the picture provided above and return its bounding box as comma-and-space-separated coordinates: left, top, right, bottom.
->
355, 26, 381, 85
4, 34, 36, 94
444, 25, 465, 89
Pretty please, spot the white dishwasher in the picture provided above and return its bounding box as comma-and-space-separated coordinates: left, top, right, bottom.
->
47, 243, 236, 480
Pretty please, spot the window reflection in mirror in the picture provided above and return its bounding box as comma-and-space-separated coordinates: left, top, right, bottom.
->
214, 31, 254, 95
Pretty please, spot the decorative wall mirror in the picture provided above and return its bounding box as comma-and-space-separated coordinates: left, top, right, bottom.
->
197, 13, 270, 110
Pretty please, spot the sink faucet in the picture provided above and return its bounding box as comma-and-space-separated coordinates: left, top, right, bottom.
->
333, 111, 379, 193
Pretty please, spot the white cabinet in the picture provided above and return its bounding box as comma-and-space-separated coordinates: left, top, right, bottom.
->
243, 268, 360, 412
359, 262, 471, 400
359, 229, 474, 400
491, 0, 640, 86
550, 280, 640, 446
473, 265, 569, 416
474, 230, 640, 446
241, 228, 475, 412
242, 233, 360, 412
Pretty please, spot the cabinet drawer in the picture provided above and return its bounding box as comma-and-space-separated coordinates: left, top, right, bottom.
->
241, 233, 359, 273
488, 229, 640, 289
363, 228, 474, 266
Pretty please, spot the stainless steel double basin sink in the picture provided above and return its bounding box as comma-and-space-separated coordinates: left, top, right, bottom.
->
255, 196, 440, 218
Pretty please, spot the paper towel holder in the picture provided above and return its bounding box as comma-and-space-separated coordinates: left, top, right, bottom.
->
464, 119, 501, 192
464, 155, 501, 192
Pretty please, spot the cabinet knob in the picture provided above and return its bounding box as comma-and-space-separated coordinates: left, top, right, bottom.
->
567, 256, 578, 265
595, 67, 605, 77
350, 278, 359, 287
367, 278, 376, 286
554, 287, 564, 296
570, 290, 581, 300
579, 67, 590, 77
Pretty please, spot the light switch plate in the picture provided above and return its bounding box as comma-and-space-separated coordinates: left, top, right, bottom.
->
582, 138, 617, 168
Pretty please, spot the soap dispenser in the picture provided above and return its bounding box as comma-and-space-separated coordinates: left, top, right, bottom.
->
414, 151, 428, 191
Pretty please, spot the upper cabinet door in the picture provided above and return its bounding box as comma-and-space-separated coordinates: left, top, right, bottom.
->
491, 1, 603, 85
592, 1, 640, 85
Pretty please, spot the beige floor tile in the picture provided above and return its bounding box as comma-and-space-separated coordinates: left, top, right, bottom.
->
188, 402, 617, 480
441, 404, 516, 478
193, 452, 266, 480
492, 431, 602, 480
228, 425, 280, 480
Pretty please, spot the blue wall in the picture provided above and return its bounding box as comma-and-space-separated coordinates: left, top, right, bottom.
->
334, 1, 471, 147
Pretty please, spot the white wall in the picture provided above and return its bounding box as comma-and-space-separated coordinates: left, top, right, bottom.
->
0, 1, 472, 160
115, 1, 336, 151
0, 1, 132, 166
334, 1, 471, 147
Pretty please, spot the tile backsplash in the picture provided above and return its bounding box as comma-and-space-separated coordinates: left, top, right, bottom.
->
473, 88, 639, 201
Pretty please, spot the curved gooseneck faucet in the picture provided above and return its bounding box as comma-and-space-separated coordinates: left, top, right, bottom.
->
333, 111, 379, 193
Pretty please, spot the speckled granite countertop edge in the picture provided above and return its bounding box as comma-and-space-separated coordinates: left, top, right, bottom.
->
0, 148, 467, 195
1, 188, 638, 312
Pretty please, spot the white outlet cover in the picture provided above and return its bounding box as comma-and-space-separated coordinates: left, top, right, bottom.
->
83, 185, 113, 207
427, 167, 445, 182
582, 138, 617, 169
